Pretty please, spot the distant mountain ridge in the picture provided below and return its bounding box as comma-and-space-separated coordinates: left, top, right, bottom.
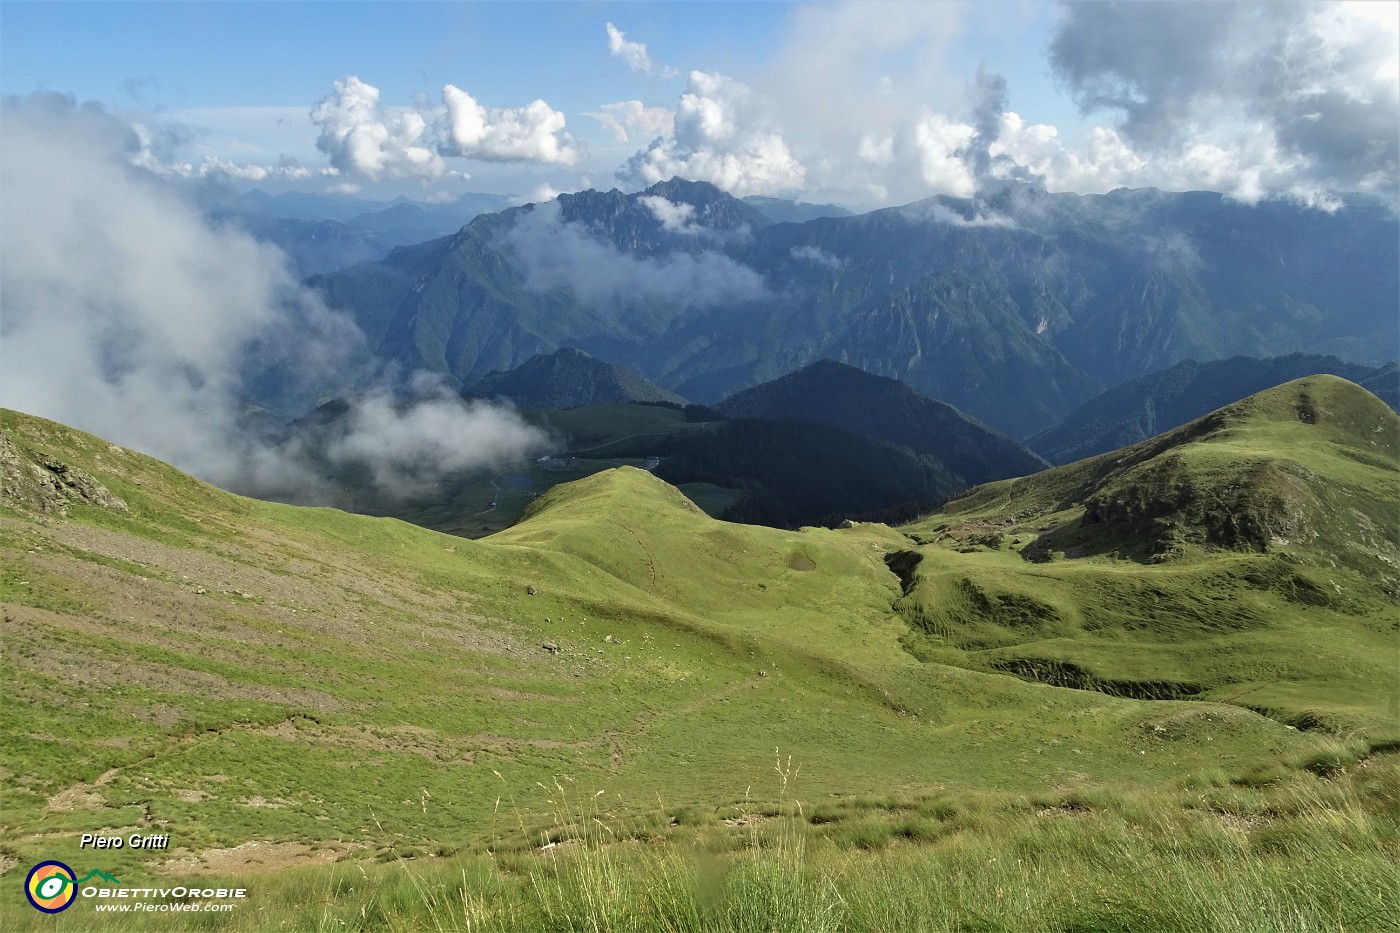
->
1030, 354, 1400, 464
650, 416, 964, 529
308, 179, 1399, 439
741, 195, 855, 223
205, 189, 511, 278
468, 347, 686, 409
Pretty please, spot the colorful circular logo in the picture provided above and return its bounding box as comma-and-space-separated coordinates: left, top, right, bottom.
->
25, 860, 77, 913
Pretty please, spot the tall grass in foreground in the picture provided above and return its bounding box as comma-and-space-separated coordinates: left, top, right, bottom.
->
10, 754, 1398, 932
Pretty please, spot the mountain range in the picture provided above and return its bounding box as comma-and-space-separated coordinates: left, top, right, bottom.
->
306, 178, 1398, 439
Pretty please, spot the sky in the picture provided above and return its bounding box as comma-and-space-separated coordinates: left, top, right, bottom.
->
3, 1, 1396, 209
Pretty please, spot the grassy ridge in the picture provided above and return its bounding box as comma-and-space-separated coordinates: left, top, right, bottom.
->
2, 376, 1397, 928
899, 376, 1400, 738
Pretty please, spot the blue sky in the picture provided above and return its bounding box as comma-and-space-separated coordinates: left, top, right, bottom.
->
2, 1, 1395, 208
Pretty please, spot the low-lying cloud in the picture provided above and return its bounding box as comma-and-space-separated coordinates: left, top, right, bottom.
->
0, 92, 549, 503
640, 195, 703, 234
295, 379, 549, 501
505, 199, 769, 310
789, 245, 844, 271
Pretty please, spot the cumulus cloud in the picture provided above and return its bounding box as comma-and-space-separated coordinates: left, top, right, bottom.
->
504, 200, 769, 309
585, 100, 674, 143
606, 22, 678, 78
312, 76, 450, 182
600, 1, 1391, 208
440, 84, 580, 165
310, 76, 578, 183
0, 92, 548, 503
991, 111, 1346, 209
619, 71, 805, 196
913, 112, 978, 198
1048, 0, 1399, 200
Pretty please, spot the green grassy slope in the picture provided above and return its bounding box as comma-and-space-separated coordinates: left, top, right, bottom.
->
0, 406, 1333, 890
2, 378, 1396, 928
898, 375, 1400, 737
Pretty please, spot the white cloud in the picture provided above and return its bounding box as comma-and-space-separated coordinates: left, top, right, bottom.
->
513, 182, 562, 205
991, 111, 1345, 209
912, 112, 978, 198
1048, 0, 1399, 200
317, 384, 548, 500
440, 85, 580, 165
639, 195, 701, 234
899, 200, 1016, 227
789, 245, 844, 270
128, 122, 319, 182
585, 100, 674, 143
311, 76, 449, 182
309, 76, 579, 183
504, 200, 769, 309
857, 134, 895, 167
598, 1, 1393, 208
606, 22, 678, 78
0, 93, 548, 503
620, 71, 805, 196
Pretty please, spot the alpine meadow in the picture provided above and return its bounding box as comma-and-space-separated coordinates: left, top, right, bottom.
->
1, 2, 1398, 931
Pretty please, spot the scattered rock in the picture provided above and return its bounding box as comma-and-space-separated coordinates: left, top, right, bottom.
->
0, 433, 130, 516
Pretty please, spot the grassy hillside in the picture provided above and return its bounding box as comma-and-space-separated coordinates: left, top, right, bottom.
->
899, 376, 1400, 737
2, 381, 1397, 929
